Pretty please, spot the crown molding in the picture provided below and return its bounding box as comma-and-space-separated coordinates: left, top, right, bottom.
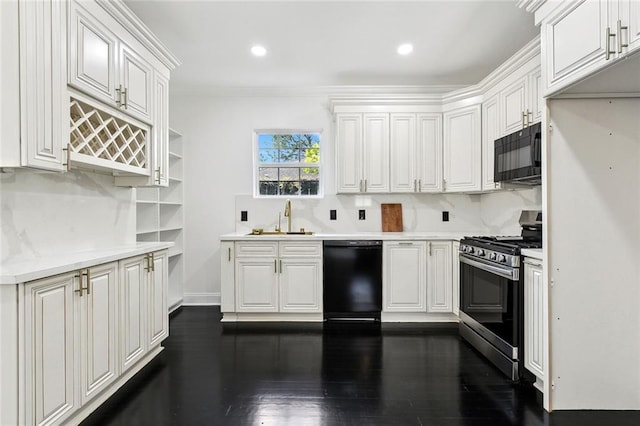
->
97, 0, 181, 70
517, 0, 547, 14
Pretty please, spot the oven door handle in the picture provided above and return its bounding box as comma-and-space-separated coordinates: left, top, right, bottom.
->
460, 254, 518, 281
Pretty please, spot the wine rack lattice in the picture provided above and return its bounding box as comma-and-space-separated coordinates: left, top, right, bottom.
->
70, 98, 147, 168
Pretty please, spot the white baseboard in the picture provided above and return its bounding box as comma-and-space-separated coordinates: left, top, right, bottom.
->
182, 292, 220, 306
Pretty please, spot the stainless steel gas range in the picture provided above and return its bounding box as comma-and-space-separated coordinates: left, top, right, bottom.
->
458, 210, 542, 381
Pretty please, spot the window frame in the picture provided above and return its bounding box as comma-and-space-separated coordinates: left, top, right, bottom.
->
253, 129, 324, 198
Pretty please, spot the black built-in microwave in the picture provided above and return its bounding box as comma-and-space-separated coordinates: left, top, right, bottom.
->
494, 122, 542, 184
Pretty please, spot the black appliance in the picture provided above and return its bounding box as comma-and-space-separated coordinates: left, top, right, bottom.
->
494, 122, 542, 184
323, 240, 382, 321
458, 210, 542, 381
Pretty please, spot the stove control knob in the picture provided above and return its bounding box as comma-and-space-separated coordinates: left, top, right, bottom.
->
476, 249, 485, 256
498, 255, 507, 263
468, 247, 475, 254
489, 252, 497, 261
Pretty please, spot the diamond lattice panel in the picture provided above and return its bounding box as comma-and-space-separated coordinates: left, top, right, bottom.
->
70, 98, 147, 168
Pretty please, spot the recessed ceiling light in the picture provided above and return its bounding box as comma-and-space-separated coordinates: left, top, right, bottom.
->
397, 43, 414, 55
251, 45, 267, 57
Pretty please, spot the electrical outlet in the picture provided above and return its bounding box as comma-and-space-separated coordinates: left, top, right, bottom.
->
442, 211, 449, 222
330, 210, 337, 220
241, 211, 248, 222
359, 210, 366, 220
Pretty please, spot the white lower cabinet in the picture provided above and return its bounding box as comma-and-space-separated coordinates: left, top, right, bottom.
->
24, 272, 77, 425
524, 257, 545, 383
452, 241, 460, 316
383, 241, 427, 312
79, 262, 118, 404
10, 250, 169, 425
234, 241, 322, 314
427, 241, 453, 313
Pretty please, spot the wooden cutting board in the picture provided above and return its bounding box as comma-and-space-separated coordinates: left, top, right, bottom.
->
381, 203, 403, 232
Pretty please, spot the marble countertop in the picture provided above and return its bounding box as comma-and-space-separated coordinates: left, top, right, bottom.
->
521, 248, 543, 260
1, 242, 173, 285
220, 231, 475, 242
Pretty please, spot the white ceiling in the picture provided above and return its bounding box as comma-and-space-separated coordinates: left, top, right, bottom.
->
124, 0, 539, 94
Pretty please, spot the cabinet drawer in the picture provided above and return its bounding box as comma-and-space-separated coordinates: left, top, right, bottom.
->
279, 241, 322, 258
235, 242, 278, 258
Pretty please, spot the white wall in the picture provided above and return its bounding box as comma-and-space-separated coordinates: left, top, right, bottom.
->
0, 170, 135, 263
170, 94, 542, 304
548, 98, 640, 409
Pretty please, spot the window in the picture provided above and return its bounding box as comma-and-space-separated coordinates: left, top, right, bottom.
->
255, 131, 321, 197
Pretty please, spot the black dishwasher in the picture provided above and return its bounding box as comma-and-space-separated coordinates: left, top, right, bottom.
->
323, 240, 382, 321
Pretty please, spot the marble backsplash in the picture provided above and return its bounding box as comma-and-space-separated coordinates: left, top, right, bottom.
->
0, 169, 135, 263
234, 187, 542, 236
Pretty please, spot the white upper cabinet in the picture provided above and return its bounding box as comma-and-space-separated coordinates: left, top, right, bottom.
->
501, 75, 529, 134
443, 104, 482, 192
0, 0, 68, 171
69, 0, 154, 124
390, 113, 442, 193
336, 113, 389, 193
482, 94, 501, 191
362, 113, 390, 193
542, 0, 640, 95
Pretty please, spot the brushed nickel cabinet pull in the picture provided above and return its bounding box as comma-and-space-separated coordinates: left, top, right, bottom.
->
399, 242, 413, 246
606, 27, 616, 60
74, 270, 84, 296
151, 252, 155, 272
618, 20, 628, 53
279, 260, 282, 274
84, 269, 91, 295
364, 179, 368, 192
63, 143, 71, 172
144, 254, 150, 272
116, 85, 123, 107
418, 179, 422, 192
428, 242, 432, 256
274, 259, 277, 273
228, 247, 231, 262
122, 87, 128, 109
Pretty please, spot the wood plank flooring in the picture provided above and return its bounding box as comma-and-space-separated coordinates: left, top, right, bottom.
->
82, 307, 640, 425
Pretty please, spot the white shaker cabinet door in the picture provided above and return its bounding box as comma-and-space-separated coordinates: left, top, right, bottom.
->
80, 262, 118, 404
336, 114, 363, 193
389, 113, 417, 193
620, 0, 640, 53
383, 241, 427, 312
362, 113, 390, 193
443, 104, 481, 192
119, 255, 148, 372
24, 272, 78, 425
148, 251, 169, 348
500, 75, 528, 135
279, 258, 322, 313
427, 241, 453, 313
416, 113, 443, 193
236, 258, 279, 312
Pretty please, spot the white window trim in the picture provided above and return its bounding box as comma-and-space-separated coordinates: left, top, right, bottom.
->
253, 129, 324, 198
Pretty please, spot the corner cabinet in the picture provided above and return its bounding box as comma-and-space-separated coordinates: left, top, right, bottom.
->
443, 104, 482, 193
524, 257, 545, 386
336, 113, 390, 193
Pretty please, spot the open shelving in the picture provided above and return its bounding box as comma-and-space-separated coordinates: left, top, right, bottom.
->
135, 128, 184, 312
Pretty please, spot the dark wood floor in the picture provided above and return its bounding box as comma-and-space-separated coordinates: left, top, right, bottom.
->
83, 307, 640, 425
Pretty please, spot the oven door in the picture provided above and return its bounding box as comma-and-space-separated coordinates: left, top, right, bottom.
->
459, 254, 521, 358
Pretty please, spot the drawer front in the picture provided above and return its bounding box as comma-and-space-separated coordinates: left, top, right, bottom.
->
279, 241, 322, 258
235, 242, 278, 258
